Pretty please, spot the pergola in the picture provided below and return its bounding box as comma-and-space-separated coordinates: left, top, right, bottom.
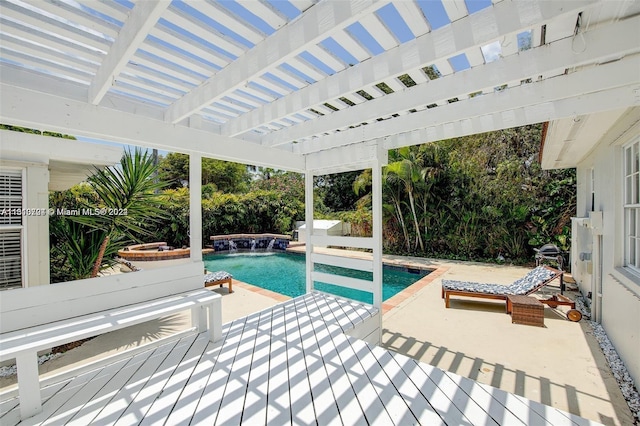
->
1, 0, 638, 423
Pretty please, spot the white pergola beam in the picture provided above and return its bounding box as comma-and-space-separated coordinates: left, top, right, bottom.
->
394, 1, 430, 37
330, 30, 371, 62
359, 14, 397, 50
222, 0, 597, 137
441, 0, 469, 22
295, 56, 640, 154
165, 0, 386, 124
263, 15, 639, 147
89, 1, 169, 105
236, 0, 288, 30
184, 0, 265, 45
304, 140, 388, 175
0, 82, 305, 171
382, 84, 639, 152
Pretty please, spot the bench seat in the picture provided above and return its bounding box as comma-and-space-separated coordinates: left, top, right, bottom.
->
0, 288, 222, 420
204, 270, 233, 293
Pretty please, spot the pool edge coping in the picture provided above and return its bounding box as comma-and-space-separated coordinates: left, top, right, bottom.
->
211, 252, 449, 314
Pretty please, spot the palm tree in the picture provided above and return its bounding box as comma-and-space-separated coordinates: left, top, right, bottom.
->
385, 147, 426, 252
74, 148, 167, 277
50, 219, 121, 281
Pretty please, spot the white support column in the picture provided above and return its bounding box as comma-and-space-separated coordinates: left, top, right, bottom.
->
189, 153, 202, 262
16, 351, 41, 419
208, 297, 223, 342
305, 171, 314, 294
191, 306, 206, 333
372, 152, 383, 312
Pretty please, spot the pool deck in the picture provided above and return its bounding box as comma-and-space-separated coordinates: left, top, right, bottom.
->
1, 251, 634, 425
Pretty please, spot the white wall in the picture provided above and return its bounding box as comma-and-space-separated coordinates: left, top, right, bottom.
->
574, 113, 640, 386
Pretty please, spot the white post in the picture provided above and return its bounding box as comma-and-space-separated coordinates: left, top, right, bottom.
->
189, 153, 202, 262
191, 306, 206, 333
372, 144, 386, 344
208, 297, 223, 342
16, 351, 42, 419
305, 171, 314, 294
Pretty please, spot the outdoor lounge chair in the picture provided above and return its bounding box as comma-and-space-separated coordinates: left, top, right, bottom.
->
441, 265, 581, 321
204, 270, 233, 293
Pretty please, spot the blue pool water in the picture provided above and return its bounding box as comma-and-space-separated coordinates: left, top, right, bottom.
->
203, 252, 430, 304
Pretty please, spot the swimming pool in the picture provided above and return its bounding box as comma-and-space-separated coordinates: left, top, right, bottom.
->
203, 252, 430, 304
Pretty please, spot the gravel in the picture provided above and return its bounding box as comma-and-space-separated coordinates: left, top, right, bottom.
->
0, 353, 61, 378
576, 296, 640, 424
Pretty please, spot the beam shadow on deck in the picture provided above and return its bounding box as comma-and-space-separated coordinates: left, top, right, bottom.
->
0, 293, 599, 425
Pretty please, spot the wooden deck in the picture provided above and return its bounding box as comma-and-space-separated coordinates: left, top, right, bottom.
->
0, 292, 600, 425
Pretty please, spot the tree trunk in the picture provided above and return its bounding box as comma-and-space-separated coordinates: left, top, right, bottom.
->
91, 235, 110, 278
407, 190, 424, 252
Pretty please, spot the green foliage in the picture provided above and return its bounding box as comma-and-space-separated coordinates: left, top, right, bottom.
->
148, 173, 306, 246
0, 124, 76, 139
50, 149, 167, 282
50, 220, 120, 282
158, 152, 251, 192
315, 171, 362, 212
353, 124, 576, 264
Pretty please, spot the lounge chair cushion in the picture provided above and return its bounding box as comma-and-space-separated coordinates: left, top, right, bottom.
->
204, 271, 232, 283
442, 266, 556, 296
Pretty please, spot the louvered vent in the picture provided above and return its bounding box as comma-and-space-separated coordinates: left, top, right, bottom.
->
0, 169, 23, 226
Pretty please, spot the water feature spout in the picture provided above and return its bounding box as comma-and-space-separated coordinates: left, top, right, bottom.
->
251, 239, 256, 251
229, 240, 237, 252
267, 239, 276, 251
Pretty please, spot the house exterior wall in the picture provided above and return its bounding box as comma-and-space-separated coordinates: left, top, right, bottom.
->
574, 116, 640, 386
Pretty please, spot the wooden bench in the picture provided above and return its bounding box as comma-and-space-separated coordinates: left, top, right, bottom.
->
0, 262, 222, 420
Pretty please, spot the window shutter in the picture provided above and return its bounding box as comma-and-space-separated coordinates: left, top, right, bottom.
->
0, 169, 23, 225
0, 230, 22, 289
0, 169, 23, 289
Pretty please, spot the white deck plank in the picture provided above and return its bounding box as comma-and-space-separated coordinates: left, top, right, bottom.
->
471, 381, 594, 426
331, 295, 367, 329
122, 341, 200, 424
390, 350, 499, 426
137, 333, 210, 425
346, 336, 432, 425
0, 380, 70, 426
265, 305, 293, 426
369, 343, 455, 425
460, 377, 554, 426
307, 295, 374, 426
314, 299, 395, 425
64, 350, 158, 425
215, 309, 264, 425
284, 296, 317, 424
87, 340, 179, 425
240, 309, 274, 424
434, 367, 527, 425
189, 314, 257, 424
113, 334, 199, 425
295, 296, 342, 424
36, 360, 130, 425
